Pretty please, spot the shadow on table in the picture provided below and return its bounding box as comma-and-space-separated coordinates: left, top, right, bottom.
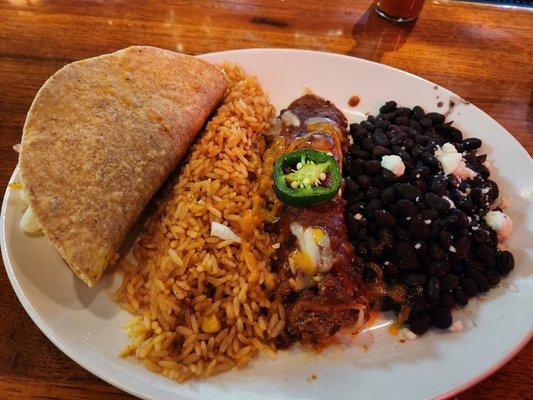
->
347, 5, 417, 62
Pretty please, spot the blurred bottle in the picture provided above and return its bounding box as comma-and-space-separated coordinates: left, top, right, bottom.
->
375, 0, 425, 23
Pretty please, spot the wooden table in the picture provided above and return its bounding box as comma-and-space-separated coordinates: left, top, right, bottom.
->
0, 0, 531, 398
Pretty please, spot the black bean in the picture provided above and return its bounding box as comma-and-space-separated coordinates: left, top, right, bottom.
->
444, 126, 463, 142
462, 137, 482, 151
461, 277, 480, 297
444, 209, 470, 229
346, 216, 362, 237
350, 148, 371, 160
352, 128, 368, 144
425, 112, 445, 125
480, 180, 499, 202
360, 121, 375, 131
346, 158, 365, 175
434, 123, 448, 134
404, 273, 428, 287
413, 137, 429, 150
478, 163, 491, 180
420, 209, 440, 221
390, 132, 407, 146
498, 251, 515, 275
419, 117, 432, 129
409, 294, 427, 316
428, 261, 450, 278
366, 199, 383, 215
371, 176, 385, 190
349, 122, 360, 133
375, 120, 391, 129
344, 177, 359, 196
395, 199, 417, 217
440, 293, 456, 309
454, 193, 473, 211
425, 192, 450, 212
453, 287, 469, 306
465, 260, 484, 272
432, 307, 452, 329
394, 227, 410, 242
357, 174, 373, 189
394, 116, 408, 126
396, 242, 418, 270
462, 151, 477, 165
467, 268, 490, 292
365, 160, 382, 175
453, 236, 471, 261
429, 244, 447, 261
485, 267, 501, 286
421, 152, 440, 170
372, 132, 390, 147
475, 244, 496, 268
474, 158, 487, 169
361, 136, 375, 152
374, 209, 397, 227
439, 230, 454, 248
395, 183, 421, 200
373, 146, 392, 158
408, 119, 423, 133
412, 105, 425, 120
366, 186, 380, 199
472, 227, 491, 244
392, 147, 412, 163
396, 107, 412, 116
408, 217, 431, 240
381, 169, 397, 183
426, 277, 441, 304
411, 166, 430, 181
440, 273, 460, 292
409, 314, 432, 335
381, 186, 397, 204
459, 182, 471, 193
382, 112, 397, 121
425, 139, 440, 151
429, 175, 448, 196
451, 262, 465, 274
379, 101, 397, 114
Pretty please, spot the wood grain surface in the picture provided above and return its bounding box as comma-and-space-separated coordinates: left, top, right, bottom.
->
0, 0, 531, 399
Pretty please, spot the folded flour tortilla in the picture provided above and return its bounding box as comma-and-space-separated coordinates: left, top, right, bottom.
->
19, 46, 227, 287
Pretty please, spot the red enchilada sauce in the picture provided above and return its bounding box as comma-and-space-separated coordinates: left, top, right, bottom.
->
266, 95, 368, 349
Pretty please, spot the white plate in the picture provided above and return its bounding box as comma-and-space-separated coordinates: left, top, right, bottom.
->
1, 49, 532, 400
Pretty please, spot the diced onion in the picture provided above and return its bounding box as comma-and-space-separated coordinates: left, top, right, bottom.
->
210, 222, 241, 243
20, 206, 43, 235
